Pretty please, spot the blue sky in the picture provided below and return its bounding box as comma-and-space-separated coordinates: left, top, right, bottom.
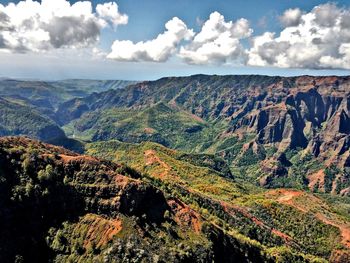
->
103, 0, 345, 40
0, 0, 350, 80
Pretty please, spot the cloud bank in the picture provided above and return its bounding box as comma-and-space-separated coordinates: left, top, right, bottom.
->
178, 12, 252, 65
0, 0, 127, 52
107, 3, 350, 70
107, 17, 194, 62
248, 3, 350, 69
1, 1, 350, 70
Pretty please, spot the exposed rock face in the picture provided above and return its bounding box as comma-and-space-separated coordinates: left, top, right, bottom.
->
230, 77, 350, 164
56, 75, 350, 169
54, 75, 350, 194
259, 158, 288, 187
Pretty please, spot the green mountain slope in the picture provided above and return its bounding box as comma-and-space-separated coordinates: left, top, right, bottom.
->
86, 139, 350, 262
0, 136, 332, 263
0, 98, 65, 141
57, 75, 350, 195
63, 102, 223, 151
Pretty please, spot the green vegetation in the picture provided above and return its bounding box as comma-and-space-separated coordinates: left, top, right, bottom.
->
2, 137, 331, 263
252, 201, 341, 257
65, 102, 224, 152
86, 139, 350, 261
0, 79, 135, 109
0, 98, 65, 141
2, 74, 350, 262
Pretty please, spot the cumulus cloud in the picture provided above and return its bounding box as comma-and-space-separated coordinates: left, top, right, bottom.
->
96, 2, 128, 28
0, 0, 127, 53
2, 0, 349, 71
178, 12, 252, 65
107, 11, 252, 64
107, 17, 194, 62
279, 8, 303, 27
248, 3, 350, 69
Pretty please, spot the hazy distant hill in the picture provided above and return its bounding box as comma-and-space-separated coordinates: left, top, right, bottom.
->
0, 97, 65, 141
0, 79, 137, 110
0, 78, 137, 142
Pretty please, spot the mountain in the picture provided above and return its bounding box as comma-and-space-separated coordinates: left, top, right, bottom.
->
49, 79, 138, 102
57, 74, 350, 195
0, 78, 137, 143
0, 78, 137, 111
0, 98, 65, 141
2, 74, 350, 262
87, 139, 350, 262
63, 102, 218, 151
1, 136, 349, 262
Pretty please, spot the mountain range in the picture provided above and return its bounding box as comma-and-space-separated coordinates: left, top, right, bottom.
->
0, 75, 350, 262
56, 75, 350, 194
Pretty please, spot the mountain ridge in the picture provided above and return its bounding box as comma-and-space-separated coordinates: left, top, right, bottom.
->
1, 136, 338, 263
56, 74, 350, 195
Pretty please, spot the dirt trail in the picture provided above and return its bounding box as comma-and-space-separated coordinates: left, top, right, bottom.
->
269, 189, 350, 248
316, 213, 350, 248
275, 190, 307, 212
219, 200, 295, 245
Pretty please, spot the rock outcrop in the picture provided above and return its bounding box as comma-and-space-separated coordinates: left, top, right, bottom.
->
56, 75, 350, 170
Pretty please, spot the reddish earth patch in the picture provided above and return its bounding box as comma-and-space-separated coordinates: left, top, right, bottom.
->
187, 112, 205, 123
59, 154, 99, 164
308, 169, 325, 192
268, 189, 307, 212
144, 127, 156, 134
144, 150, 171, 178
263, 102, 288, 111
268, 189, 350, 249
330, 249, 350, 263
79, 214, 122, 249
168, 199, 202, 233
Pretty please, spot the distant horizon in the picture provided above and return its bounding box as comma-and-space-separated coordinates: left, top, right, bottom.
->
1, 72, 350, 82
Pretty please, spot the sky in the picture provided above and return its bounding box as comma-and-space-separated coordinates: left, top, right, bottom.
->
0, 0, 350, 80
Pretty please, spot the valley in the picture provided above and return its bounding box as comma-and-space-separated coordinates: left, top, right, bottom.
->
1, 75, 350, 262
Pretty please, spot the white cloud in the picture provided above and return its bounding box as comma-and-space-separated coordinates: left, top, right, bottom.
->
279, 8, 302, 27
0, 0, 127, 53
96, 2, 128, 28
178, 12, 252, 65
107, 11, 252, 65
248, 3, 350, 69
319, 43, 350, 69
2, 1, 349, 71
107, 17, 194, 62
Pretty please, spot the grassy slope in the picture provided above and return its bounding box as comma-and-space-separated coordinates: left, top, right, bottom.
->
86, 140, 350, 261
1, 136, 325, 263
64, 102, 225, 152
